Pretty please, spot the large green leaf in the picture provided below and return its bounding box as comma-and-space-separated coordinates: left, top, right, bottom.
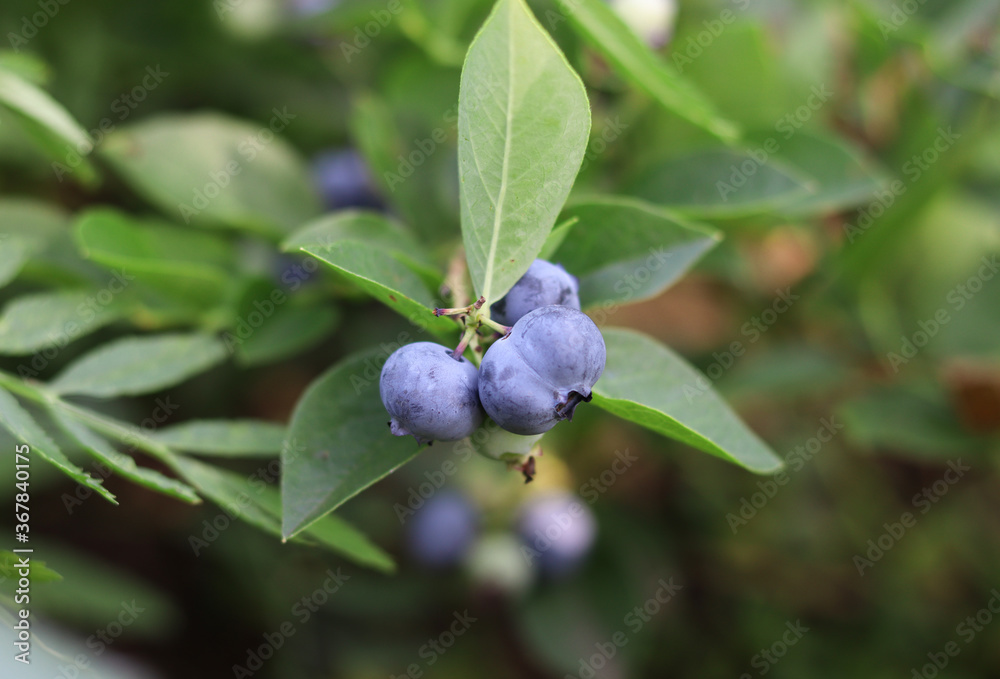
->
0, 386, 115, 502
50, 333, 227, 398
459, 0, 591, 305
628, 149, 813, 218
152, 419, 287, 457
100, 112, 320, 237
281, 350, 424, 539
50, 409, 201, 504
592, 328, 782, 473
0, 67, 98, 185
556, 0, 739, 142
553, 198, 720, 308
0, 290, 127, 356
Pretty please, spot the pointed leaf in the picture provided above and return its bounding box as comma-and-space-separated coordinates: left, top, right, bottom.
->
592, 328, 782, 473
281, 349, 424, 539
50, 333, 227, 398
459, 0, 591, 304
553, 197, 720, 307
556, 0, 739, 142
50, 409, 201, 504
0, 385, 115, 502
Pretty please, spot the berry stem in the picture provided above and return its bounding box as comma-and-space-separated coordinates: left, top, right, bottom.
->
452, 325, 477, 361
479, 316, 511, 336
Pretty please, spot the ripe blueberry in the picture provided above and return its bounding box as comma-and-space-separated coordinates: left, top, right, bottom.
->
380, 342, 484, 443
478, 306, 606, 435
490, 259, 580, 326
407, 491, 479, 568
310, 149, 382, 210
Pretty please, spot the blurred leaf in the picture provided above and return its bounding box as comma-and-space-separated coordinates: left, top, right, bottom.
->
234, 304, 339, 367
592, 328, 782, 473
49, 333, 227, 398
0, 67, 98, 185
0, 290, 127, 356
281, 349, 423, 539
298, 242, 456, 338
152, 419, 287, 457
557, 0, 739, 142
458, 0, 591, 304
0, 551, 61, 583
0, 236, 30, 289
554, 197, 720, 307
628, 149, 812, 218
100, 112, 321, 237
0, 385, 115, 502
0, 199, 98, 287
74, 208, 235, 307
49, 409, 201, 504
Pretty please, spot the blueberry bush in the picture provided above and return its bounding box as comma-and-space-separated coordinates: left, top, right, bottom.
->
0, 0, 998, 677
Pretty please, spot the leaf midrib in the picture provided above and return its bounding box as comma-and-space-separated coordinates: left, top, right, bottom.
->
481, 0, 516, 306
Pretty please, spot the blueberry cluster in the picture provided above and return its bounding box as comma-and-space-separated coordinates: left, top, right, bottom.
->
379, 259, 606, 448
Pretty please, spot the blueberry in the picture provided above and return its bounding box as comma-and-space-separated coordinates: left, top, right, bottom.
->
490, 259, 580, 326
380, 342, 484, 443
518, 492, 596, 577
407, 491, 478, 568
478, 306, 606, 435
310, 149, 382, 210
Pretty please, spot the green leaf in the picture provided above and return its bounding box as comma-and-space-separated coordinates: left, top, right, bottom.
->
592, 328, 782, 473
74, 208, 235, 306
172, 455, 394, 571
49, 409, 201, 504
100, 112, 321, 237
281, 349, 424, 539
0, 236, 30, 289
298, 242, 456, 337
553, 197, 720, 307
459, 0, 591, 304
283, 210, 440, 283
0, 67, 99, 185
0, 385, 115, 502
556, 0, 739, 142
0, 290, 127, 355
49, 333, 227, 398
0, 551, 62, 583
152, 419, 287, 457
628, 149, 812, 218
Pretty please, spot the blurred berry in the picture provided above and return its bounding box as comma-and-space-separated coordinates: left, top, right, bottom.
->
518, 492, 597, 577
609, 0, 678, 49
407, 491, 479, 568
310, 149, 382, 210
465, 534, 534, 596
